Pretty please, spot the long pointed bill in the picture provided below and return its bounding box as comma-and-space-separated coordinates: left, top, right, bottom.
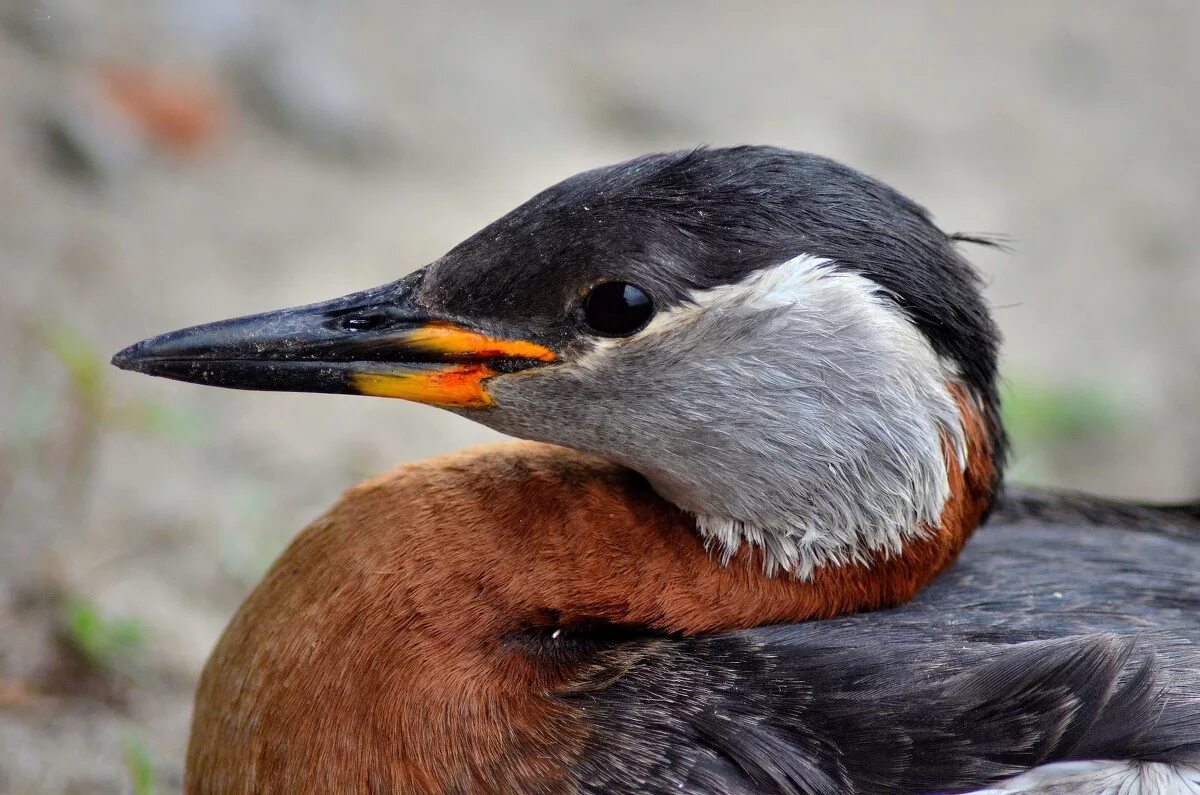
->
111, 279, 555, 408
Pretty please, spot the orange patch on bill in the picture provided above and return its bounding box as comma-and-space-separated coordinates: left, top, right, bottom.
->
404, 322, 556, 363
351, 365, 498, 408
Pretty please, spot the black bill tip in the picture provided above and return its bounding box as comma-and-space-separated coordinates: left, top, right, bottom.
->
109, 323, 359, 393
110, 321, 240, 377
111, 340, 151, 372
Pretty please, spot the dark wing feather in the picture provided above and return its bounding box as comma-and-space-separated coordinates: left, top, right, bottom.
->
992, 485, 1200, 539
569, 513, 1200, 795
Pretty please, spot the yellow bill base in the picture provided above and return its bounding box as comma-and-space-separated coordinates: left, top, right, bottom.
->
350, 365, 497, 408
405, 323, 557, 363
349, 324, 555, 408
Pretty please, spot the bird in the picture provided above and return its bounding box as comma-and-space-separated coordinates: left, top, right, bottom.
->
111, 146, 1200, 794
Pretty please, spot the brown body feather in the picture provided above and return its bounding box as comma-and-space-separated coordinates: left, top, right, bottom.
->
188, 398, 994, 793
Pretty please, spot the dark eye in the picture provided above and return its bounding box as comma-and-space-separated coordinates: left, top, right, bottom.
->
582, 282, 654, 336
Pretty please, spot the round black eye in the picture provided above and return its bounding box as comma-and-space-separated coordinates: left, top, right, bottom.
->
582, 282, 654, 336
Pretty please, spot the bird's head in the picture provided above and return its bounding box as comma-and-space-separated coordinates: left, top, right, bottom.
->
113, 146, 1004, 577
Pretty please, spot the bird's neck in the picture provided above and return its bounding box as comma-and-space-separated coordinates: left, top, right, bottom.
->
639, 382, 999, 579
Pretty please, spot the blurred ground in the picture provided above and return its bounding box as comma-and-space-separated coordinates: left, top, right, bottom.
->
1, 1, 1198, 791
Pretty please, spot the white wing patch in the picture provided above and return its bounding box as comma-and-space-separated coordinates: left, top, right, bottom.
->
967, 760, 1200, 794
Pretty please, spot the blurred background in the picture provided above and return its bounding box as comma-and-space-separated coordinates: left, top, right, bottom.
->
1, 1, 1197, 791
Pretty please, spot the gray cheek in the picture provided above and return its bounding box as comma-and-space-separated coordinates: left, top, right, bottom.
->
483, 364, 655, 458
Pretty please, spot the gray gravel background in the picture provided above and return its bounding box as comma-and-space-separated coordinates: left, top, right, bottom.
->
1, 1, 1198, 791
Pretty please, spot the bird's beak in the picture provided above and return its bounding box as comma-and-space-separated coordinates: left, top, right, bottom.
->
110, 277, 556, 409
